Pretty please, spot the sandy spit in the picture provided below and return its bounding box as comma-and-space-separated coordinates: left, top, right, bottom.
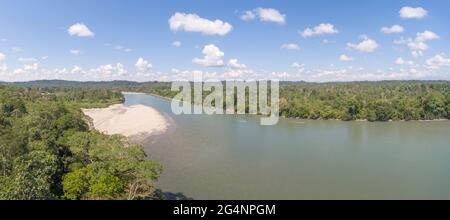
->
81, 104, 169, 138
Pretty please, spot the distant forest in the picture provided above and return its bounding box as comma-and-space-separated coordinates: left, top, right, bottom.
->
4, 80, 449, 122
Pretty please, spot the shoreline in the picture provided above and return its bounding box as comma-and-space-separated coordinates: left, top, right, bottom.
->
122, 91, 449, 123
81, 103, 169, 141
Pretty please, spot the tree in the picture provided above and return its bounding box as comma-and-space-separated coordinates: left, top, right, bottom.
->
1, 151, 59, 200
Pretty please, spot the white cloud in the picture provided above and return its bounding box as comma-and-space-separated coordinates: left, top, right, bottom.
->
240, 10, 256, 21
135, 58, 152, 74
0, 63, 7, 73
399, 6, 428, 19
396, 31, 439, 56
415, 30, 439, 42
241, 8, 286, 24
193, 44, 225, 67
395, 57, 414, 66
70, 49, 81, 55
271, 71, 290, 78
41, 56, 49, 60
116, 63, 128, 76
301, 23, 338, 38
71, 66, 82, 74
124, 48, 133, 52
281, 43, 300, 50
0, 53, 5, 62
24, 63, 39, 71
381, 25, 404, 34
426, 54, 450, 69
67, 23, 95, 37
339, 54, 354, 61
395, 57, 405, 65
411, 50, 424, 58
347, 36, 379, 52
169, 12, 233, 36
172, 41, 182, 47
407, 41, 428, 51
291, 62, 305, 73
227, 59, 246, 69
87, 63, 128, 79
255, 8, 286, 24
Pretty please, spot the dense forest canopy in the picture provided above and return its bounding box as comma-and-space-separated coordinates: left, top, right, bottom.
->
3, 80, 450, 121
0, 85, 162, 200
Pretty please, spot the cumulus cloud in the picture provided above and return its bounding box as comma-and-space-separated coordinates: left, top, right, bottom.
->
301, 23, 338, 38
381, 25, 404, 34
415, 30, 439, 42
411, 51, 424, 58
24, 63, 39, 71
0, 53, 5, 62
169, 12, 233, 36
85, 63, 129, 79
426, 54, 450, 69
281, 43, 300, 50
193, 44, 225, 67
227, 59, 247, 69
0, 63, 7, 73
255, 8, 286, 24
395, 30, 439, 57
347, 36, 379, 52
172, 41, 182, 47
395, 57, 414, 66
241, 8, 286, 24
240, 10, 256, 21
135, 58, 152, 74
67, 23, 95, 37
291, 62, 305, 73
339, 54, 354, 61
399, 6, 428, 19
71, 65, 82, 74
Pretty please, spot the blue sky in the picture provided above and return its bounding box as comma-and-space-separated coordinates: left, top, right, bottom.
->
0, 0, 449, 81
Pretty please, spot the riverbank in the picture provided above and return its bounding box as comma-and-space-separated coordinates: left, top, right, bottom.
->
128, 91, 449, 123
81, 103, 169, 140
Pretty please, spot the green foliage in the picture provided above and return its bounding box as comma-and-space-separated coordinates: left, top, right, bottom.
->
8, 80, 449, 121
0, 150, 58, 200
0, 86, 161, 200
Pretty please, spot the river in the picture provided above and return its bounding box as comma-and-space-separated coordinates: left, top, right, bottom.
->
124, 93, 450, 200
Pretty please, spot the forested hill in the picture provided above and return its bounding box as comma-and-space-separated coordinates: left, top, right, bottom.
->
4, 80, 450, 121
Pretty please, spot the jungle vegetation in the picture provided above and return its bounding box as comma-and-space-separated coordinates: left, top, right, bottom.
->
0, 86, 162, 200
5, 80, 450, 121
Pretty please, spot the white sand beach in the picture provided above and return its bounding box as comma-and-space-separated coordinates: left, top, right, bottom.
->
82, 104, 169, 138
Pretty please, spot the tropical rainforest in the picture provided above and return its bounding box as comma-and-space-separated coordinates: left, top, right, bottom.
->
1, 80, 449, 200
7, 80, 450, 121
0, 85, 162, 200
